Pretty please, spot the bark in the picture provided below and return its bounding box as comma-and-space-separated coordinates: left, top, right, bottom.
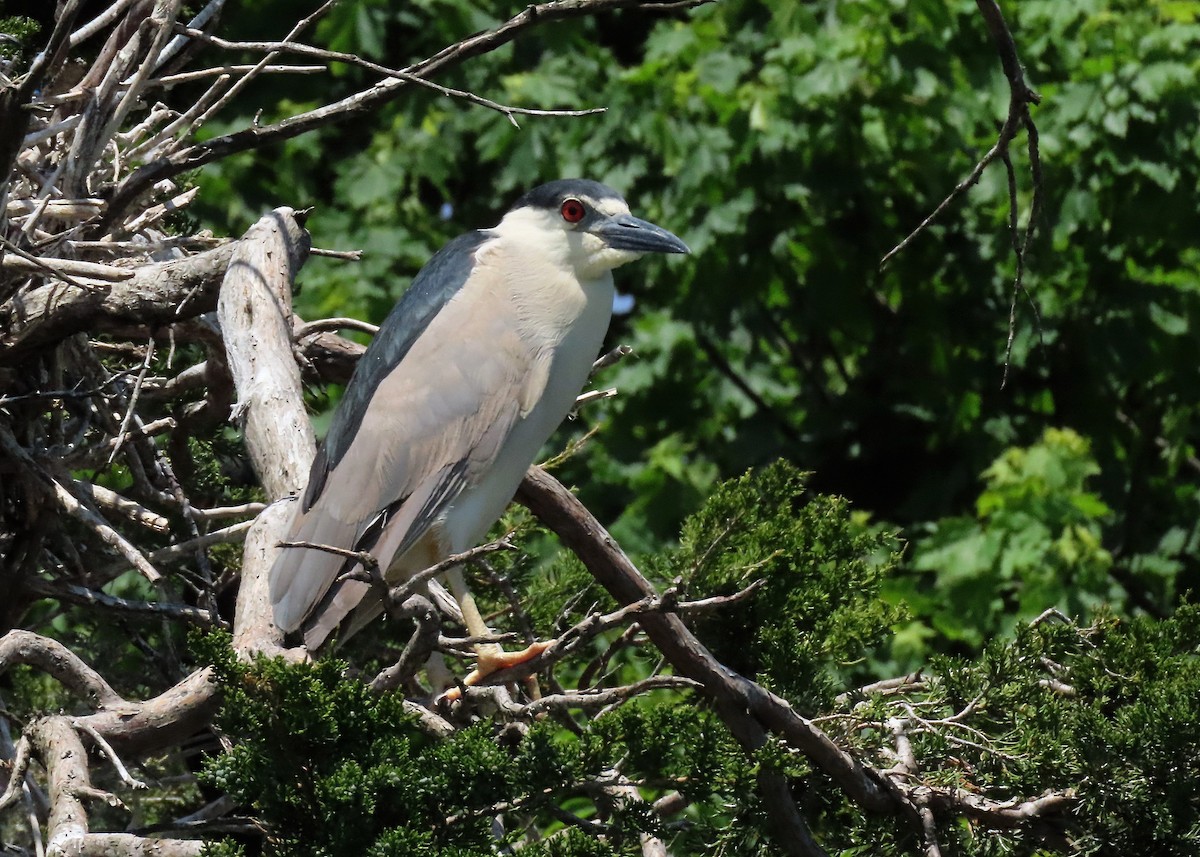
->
0, 240, 237, 364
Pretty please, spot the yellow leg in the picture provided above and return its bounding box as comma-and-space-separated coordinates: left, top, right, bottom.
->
443, 565, 553, 692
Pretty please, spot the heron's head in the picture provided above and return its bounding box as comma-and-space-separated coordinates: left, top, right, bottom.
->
496, 179, 689, 280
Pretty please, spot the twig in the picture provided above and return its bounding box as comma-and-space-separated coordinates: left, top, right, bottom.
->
308, 246, 363, 260
68, 0, 139, 47
172, 25, 607, 128
471, 580, 762, 689
182, 1, 339, 141
0, 237, 118, 289
154, 0, 228, 69
277, 539, 381, 574
147, 63, 325, 87
24, 577, 217, 627
590, 344, 633, 376
108, 0, 187, 146
521, 675, 700, 717
100, 0, 709, 229
191, 501, 267, 520
293, 317, 379, 340
572, 387, 616, 409
71, 719, 149, 790
108, 336, 156, 464
376, 533, 520, 612
0, 735, 32, 812
0, 426, 163, 583
73, 481, 170, 532
835, 672, 927, 707
879, 0, 1041, 273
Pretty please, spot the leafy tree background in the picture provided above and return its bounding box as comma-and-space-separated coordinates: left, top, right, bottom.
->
196, 0, 1200, 650
3, 0, 1200, 854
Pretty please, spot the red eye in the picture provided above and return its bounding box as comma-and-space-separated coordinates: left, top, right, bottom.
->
560, 198, 586, 224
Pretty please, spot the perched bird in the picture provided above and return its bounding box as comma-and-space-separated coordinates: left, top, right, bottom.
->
269, 179, 688, 682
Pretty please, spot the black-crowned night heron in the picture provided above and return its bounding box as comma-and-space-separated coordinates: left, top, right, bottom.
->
269, 179, 688, 685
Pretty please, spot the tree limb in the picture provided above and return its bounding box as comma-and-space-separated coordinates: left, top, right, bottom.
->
97, 0, 706, 230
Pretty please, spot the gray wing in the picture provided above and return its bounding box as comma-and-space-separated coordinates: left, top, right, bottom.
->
301, 230, 489, 510
269, 254, 552, 647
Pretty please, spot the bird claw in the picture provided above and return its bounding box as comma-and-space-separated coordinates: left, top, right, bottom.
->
438, 639, 556, 702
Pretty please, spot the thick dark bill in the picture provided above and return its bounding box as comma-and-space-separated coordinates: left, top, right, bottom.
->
594, 214, 690, 255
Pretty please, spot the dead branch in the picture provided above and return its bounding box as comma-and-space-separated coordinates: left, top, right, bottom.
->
209, 207, 314, 656
0, 734, 33, 813
369, 595, 441, 693
0, 239, 238, 364
26, 715, 205, 856
516, 466, 896, 813
98, 0, 708, 229
501, 676, 701, 719
23, 578, 216, 627
215, 207, 313, 499
0, 629, 123, 709
74, 668, 219, 758
879, 0, 1040, 271
173, 25, 607, 127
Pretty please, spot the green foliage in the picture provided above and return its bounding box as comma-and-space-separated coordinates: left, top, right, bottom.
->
193, 630, 804, 856
170, 0, 1200, 852
187, 460, 1200, 854
675, 461, 901, 710
190, 1, 1200, 620
0, 16, 39, 63
905, 605, 1200, 855
903, 428, 1120, 655
199, 635, 510, 856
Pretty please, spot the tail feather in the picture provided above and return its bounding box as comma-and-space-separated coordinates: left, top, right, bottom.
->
269, 505, 359, 635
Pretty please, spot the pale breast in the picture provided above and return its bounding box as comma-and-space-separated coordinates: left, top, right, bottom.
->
439, 264, 616, 551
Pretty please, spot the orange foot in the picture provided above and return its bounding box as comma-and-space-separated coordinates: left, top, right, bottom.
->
441, 640, 556, 702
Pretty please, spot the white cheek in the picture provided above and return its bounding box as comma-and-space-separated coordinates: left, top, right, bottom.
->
577, 233, 643, 277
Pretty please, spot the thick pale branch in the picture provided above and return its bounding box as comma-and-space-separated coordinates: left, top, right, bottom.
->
27, 715, 205, 857
213, 207, 314, 656
75, 668, 219, 757
0, 239, 237, 364
0, 630, 123, 708
216, 207, 313, 500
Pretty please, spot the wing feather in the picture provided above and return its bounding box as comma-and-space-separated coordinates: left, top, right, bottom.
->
270, 260, 554, 646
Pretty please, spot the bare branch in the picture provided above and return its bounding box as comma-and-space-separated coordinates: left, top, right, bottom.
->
148, 63, 325, 87
0, 735, 33, 813
522, 676, 701, 718
71, 720, 149, 791
0, 239, 239, 364
99, 0, 707, 228
0, 427, 162, 583
590, 343, 633, 376
0, 630, 122, 708
73, 481, 170, 532
216, 207, 314, 498
74, 668, 219, 757
173, 24, 607, 128
879, 0, 1040, 271
293, 316, 379, 340
369, 596, 441, 693
516, 466, 897, 815
24, 577, 216, 627
190, 501, 267, 521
